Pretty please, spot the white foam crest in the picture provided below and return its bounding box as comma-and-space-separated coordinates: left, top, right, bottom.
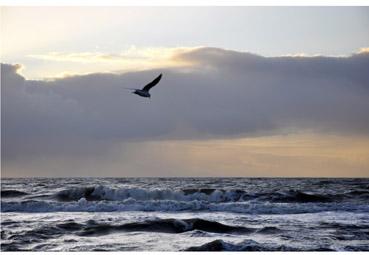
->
57, 185, 248, 202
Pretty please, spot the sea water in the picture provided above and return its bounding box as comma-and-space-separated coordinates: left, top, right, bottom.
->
1, 178, 369, 251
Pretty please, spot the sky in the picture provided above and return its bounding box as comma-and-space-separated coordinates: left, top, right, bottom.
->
1, 6, 369, 177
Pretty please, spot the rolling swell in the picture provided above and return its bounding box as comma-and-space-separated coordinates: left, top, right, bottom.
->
1, 190, 28, 198
78, 218, 253, 236
4, 218, 252, 244
2, 218, 283, 251
268, 190, 333, 203
185, 239, 335, 251
3, 198, 369, 214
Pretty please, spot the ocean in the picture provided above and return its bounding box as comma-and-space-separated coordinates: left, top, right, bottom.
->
1, 177, 369, 251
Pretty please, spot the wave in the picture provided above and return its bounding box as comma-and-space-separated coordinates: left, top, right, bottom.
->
78, 218, 253, 236
319, 222, 369, 241
2, 199, 369, 214
3, 185, 369, 213
52, 185, 362, 204
184, 239, 336, 251
1, 218, 285, 251
268, 190, 333, 203
1, 190, 28, 198
255, 226, 281, 234
4, 218, 251, 240
54, 186, 253, 202
344, 245, 369, 251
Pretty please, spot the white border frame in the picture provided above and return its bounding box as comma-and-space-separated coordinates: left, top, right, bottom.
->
1, 0, 369, 6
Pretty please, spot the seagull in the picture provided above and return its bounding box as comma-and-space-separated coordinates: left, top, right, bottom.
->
124, 73, 162, 98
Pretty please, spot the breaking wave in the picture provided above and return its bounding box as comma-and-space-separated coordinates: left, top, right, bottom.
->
54, 186, 253, 202
52, 185, 364, 203
2, 185, 369, 214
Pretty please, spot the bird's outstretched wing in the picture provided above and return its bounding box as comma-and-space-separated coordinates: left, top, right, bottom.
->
142, 73, 162, 92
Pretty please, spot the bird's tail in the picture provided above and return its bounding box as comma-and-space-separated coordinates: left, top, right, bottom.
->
123, 88, 137, 91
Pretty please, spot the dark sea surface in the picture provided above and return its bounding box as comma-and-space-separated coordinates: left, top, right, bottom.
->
1, 177, 369, 251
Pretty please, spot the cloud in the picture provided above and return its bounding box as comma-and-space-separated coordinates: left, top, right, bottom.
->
28, 47, 192, 63
359, 47, 369, 54
27, 47, 195, 78
29, 52, 130, 63
2, 47, 369, 176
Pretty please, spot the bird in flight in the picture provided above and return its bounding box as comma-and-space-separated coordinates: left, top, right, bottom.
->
125, 73, 162, 98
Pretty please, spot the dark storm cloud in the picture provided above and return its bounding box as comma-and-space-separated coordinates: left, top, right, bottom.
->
2, 47, 369, 164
